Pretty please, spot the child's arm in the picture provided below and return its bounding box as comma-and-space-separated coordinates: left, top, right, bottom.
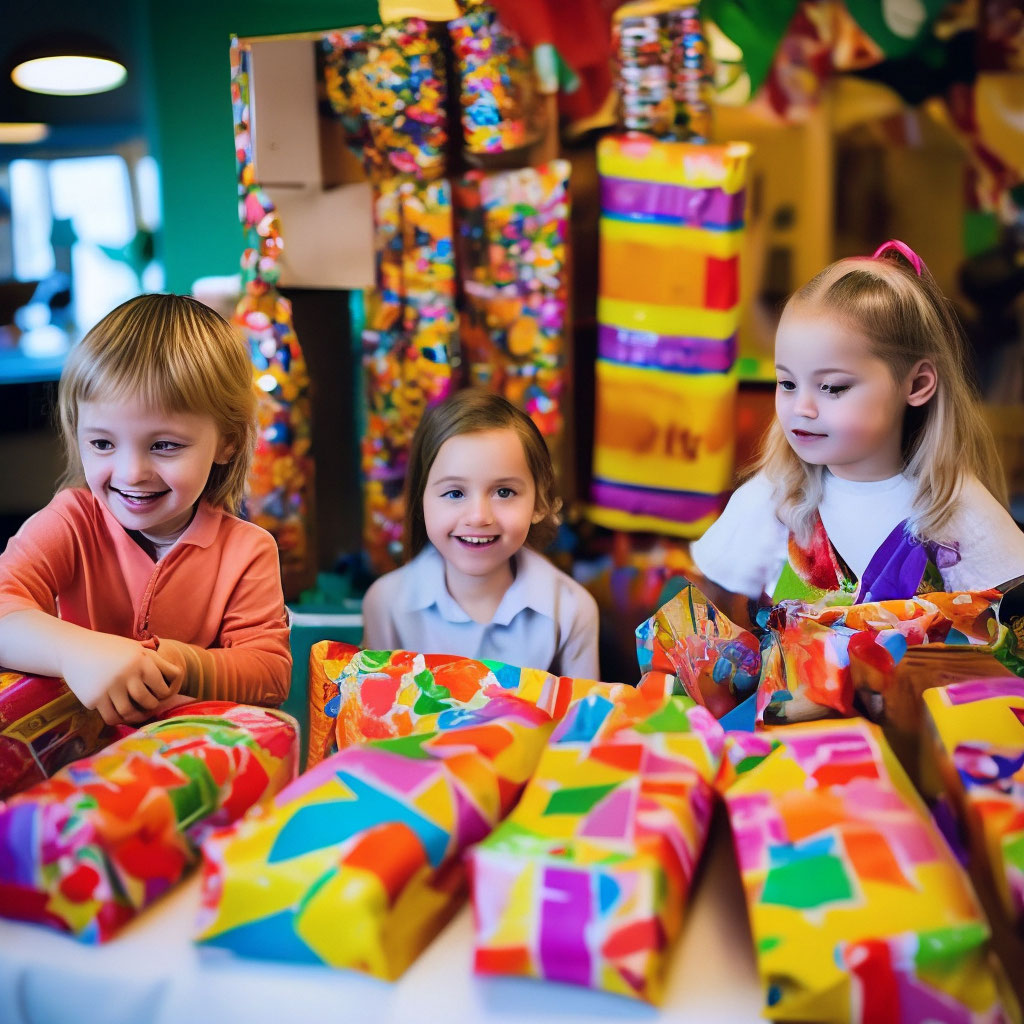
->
0, 500, 182, 725
0, 609, 182, 725
153, 533, 291, 706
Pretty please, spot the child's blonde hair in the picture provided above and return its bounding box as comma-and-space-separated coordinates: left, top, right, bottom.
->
404, 388, 562, 558
757, 244, 1007, 544
57, 293, 256, 512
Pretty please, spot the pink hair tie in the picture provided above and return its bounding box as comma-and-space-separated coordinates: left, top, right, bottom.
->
872, 239, 924, 276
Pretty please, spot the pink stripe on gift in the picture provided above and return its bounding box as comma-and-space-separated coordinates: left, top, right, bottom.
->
944, 677, 1024, 705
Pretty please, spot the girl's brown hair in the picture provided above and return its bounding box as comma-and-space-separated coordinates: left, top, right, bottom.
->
57, 293, 256, 512
757, 247, 1007, 543
404, 388, 562, 558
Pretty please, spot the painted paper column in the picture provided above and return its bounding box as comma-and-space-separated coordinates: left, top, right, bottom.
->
589, 135, 751, 536
230, 39, 315, 595
321, 23, 456, 574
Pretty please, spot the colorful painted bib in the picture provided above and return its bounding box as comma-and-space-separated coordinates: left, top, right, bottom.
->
771, 513, 946, 606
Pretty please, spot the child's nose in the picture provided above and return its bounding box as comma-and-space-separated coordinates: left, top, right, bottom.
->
117, 448, 150, 483
467, 494, 493, 524
793, 390, 818, 419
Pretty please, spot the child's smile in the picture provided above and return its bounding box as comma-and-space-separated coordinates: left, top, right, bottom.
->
77, 397, 232, 549
423, 428, 540, 599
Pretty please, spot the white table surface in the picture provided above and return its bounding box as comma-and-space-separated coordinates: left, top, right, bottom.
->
0, 819, 764, 1024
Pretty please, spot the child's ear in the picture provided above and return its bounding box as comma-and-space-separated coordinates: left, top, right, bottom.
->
905, 359, 937, 407
214, 438, 236, 465
531, 506, 546, 524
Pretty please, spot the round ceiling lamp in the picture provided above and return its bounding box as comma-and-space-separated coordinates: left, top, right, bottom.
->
10, 34, 127, 96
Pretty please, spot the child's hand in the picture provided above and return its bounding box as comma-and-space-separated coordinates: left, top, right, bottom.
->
62, 633, 184, 726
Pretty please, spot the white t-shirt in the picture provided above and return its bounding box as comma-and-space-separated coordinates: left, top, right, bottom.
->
690, 470, 1024, 600
361, 543, 601, 679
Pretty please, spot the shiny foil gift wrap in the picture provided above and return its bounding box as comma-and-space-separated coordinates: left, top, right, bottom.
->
718, 718, 1007, 1023
195, 696, 555, 978
469, 691, 725, 1002
923, 678, 1024, 929
636, 579, 761, 720
0, 702, 298, 942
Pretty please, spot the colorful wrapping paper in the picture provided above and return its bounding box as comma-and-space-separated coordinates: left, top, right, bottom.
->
718, 718, 1007, 1023
455, 161, 571, 465
923, 678, 1024, 929
589, 135, 750, 537
469, 691, 724, 1002
195, 695, 555, 978
0, 670, 110, 800
0, 702, 298, 942
757, 591, 1006, 725
306, 642, 675, 769
636, 582, 1010, 726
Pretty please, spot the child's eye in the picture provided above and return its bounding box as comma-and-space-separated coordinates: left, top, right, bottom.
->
441, 488, 464, 500
776, 379, 795, 392
495, 487, 516, 499
819, 383, 850, 396
151, 440, 183, 452
88, 439, 114, 451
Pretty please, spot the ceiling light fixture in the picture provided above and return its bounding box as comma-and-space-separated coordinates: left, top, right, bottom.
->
10, 34, 127, 96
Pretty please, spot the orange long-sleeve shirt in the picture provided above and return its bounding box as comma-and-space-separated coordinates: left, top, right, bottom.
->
0, 488, 290, 706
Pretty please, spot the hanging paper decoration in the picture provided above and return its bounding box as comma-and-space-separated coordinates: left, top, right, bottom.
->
0, 702, 298, 942
449, 0, 532, 154
589, 135, 751, 537
470, 691, 725, 1003
923, 678, 1024, 930
320, 21, 449, 183
612, 1, 712, 142
362, 178, 457, 572
455, 161, 571, 465
718, 719, 1008, 1022
230, 39, 315, 595
320, 24, 457, 574
195, 696, 555, 978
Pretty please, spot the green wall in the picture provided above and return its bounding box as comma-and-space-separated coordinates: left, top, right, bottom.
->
148, 1, 379, 292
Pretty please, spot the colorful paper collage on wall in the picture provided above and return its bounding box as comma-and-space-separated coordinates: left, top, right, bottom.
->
455, 161, 571, 468
470, 691, 724, 1002
0, 671, 110, 800
0, 702, 298, 942
589, 135, 751, 537
195, 695, 555, 978
923, 678, 1024, 930
719, 718, 1007, 1023
230, 39, 315, 594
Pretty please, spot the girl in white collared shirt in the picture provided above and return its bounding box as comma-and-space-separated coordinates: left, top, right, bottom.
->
362, 390, 600, 679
